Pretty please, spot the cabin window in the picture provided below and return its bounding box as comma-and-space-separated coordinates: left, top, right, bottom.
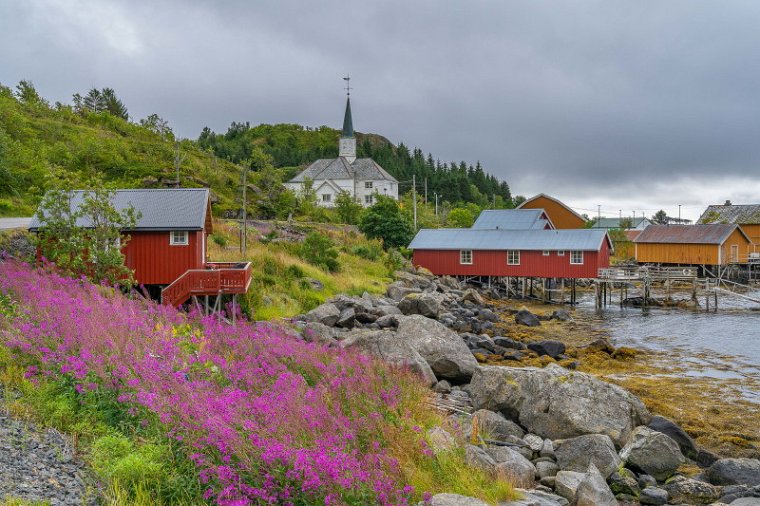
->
570, 251, 584, 264
542, 250, 550, 256
365, 181, 373, 189
557, 250, 565, 256
460, 250, 473, 265
170, 230, 189, 246
364, 195, 374, 205
507, 250, 520, 265
322, 193, 332, 202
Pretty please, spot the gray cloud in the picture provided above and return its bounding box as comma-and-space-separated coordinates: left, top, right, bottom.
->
2, 0, 760, 220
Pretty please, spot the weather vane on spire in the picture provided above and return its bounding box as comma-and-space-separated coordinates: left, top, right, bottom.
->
343, 74, 352, 96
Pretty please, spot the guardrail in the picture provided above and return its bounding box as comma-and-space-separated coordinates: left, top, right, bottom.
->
162, 262, 252, 307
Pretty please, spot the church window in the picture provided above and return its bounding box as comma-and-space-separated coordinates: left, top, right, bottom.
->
322, 194, 332, 202
364, 195, 374, 205
365, 181, 373, 189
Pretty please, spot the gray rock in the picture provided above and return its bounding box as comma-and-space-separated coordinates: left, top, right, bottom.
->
464, 444, 496, 474
433, 380, 452, 394
493, 448, 536, 488
340, 330, 436, 386
516, 309, 541, 327
554, 470, 586, 502
386, 281, 420, 301
468, 364, 650, 446
608, 468, 640, 497
461, 288, 485, 305
639, 486, 668, 505
473, 409, 525, 440
300, 322, 340, 345
555, 434, 622, 479
551, 309, 572, 321
662, 476, 721, 504
647, 415, 698, 460
478, 308, 500, 322
427, 427, 456, 455
398, 292, 444, 318
375, 314, 399, 329
524, 433, 545, 453
707, 459, 760, 486
429, 493, 490, 506
536, 460, 559, 479
502, 489, 567, 506
305, 302, 340, 326
619, 426, 685, 481
494, 336, 527, 350
730, 499, 760, 505
697, 447, 721, 468
585, 338, 615, 354
540, 439, 555, 459
527, 340, 566, 359
575, 464, 619, 506
638, 474, 657, 488
335, 307, 356, 328
396, 315, 479, 381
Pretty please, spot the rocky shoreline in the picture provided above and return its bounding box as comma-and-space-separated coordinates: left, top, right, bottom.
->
295, 269, 760, 506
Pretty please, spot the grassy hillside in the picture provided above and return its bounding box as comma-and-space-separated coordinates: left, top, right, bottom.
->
0, 83, 243, 217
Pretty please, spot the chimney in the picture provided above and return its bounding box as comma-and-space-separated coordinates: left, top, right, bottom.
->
724, 200, 732, 206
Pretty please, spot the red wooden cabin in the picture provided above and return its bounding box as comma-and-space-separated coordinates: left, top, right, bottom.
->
409, 228, 612, 279
30, 188, 251, 307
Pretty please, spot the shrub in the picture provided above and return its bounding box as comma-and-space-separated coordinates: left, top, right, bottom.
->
210, 234, 228, 248
299, 232, 340, 272
351, 242, 383, 261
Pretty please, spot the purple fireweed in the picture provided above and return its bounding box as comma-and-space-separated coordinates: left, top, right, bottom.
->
0, 261, 429, 505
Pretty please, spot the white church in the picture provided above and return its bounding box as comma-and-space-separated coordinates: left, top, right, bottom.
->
285, 93, 399, 207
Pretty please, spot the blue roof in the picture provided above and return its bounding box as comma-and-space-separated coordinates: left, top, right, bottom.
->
472, 209, 554, 230
409, 228, 611, 251
29, 188, 210, 231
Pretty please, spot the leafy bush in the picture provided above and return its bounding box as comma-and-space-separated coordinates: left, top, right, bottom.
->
359, 195, 414, 249
351, 242, 383, 261
299, 232, 340, 272
210, 234, 228, 247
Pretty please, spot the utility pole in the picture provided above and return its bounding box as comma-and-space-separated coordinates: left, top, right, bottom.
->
424, 178, 428, 204
597, 205, 601, 223
493, 194, 496, 209
174, 141, 186, 187
678, 204, 682, 222
434, 193, 439, 216
240, 165, 248, 255
412, 174, 417, 230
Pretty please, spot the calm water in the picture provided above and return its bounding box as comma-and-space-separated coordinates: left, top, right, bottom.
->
576, 290, 760, 387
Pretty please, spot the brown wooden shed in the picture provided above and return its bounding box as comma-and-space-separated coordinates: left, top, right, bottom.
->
633, 224, 751, 266
517, 194, 587, 229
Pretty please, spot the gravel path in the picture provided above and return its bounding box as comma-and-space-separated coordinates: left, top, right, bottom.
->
0, 391, 98, 505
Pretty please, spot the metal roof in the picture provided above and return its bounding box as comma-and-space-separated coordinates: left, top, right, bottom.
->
516, 193, 586, 222
288, 157, 398, 183
409, 228, 611, 251
633, 224, 745, 244
697, 204, 760, 225
0, 217, 32, 230
342, 97, 354, 138
592, 217, 650, 229
472, 209, 554, 230
29, 188, 210, 231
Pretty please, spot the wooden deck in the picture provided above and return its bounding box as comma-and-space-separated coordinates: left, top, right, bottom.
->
161, 262, 252, 308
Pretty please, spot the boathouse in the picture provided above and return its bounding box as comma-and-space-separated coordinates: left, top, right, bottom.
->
633, 224, 751, 266
29, 188, 251, 308
471, 209, 555, 230
409, 228, 612, 279
697, 203, 760, 252
517, 194, 586, 229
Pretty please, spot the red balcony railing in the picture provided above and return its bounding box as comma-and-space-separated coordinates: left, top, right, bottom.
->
161, 262, 252, 308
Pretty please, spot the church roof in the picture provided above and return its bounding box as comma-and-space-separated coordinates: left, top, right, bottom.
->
342, 97, 354, 138
289, 157, 398, 183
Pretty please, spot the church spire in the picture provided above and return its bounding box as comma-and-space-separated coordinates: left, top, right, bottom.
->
339, 75, 356, 162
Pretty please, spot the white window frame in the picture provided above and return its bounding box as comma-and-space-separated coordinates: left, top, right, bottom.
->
170, 230, 189, 246
364, 181, 373, 189
557, 250, 565, 256
460, 250, 473, 265
570, 251, 584, 265
542, 250, 550, 256
364, 195, 374, 205
507, 250, 520, 265
322, 193, 332, 202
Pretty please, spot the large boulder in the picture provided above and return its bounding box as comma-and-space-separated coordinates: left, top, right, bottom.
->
396, 315, 479, 381
340, 330, 436, 386
662, 476, 721, 504
639, 487, 668, 505
647, 415, 698, 460
502, 490, 567, 506
335, 307, 356, 328
554, 471, 586, 502
460, 288, 485, 305
468, 364, 650, 446
515, 309, 541, 327
300, 322, 340, 345
619, 426, 685, 481
304, 302, 340, 326
492, 447, 536, 488
429, 493, 490, 506
386, 281, 420, 301
707, 458, 760, 486
427, 427, 456, 455
464, 444, 496, 474
473, 409, 525, 440
555, 434, 622, 478
398, 292, 444, 318
575, 464, 618, 506
527, 340, 566, 359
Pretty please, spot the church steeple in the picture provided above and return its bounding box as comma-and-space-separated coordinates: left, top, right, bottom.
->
339, 75, 356, 162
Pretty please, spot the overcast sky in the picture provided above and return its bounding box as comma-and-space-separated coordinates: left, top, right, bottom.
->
3, 0, 760, 221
